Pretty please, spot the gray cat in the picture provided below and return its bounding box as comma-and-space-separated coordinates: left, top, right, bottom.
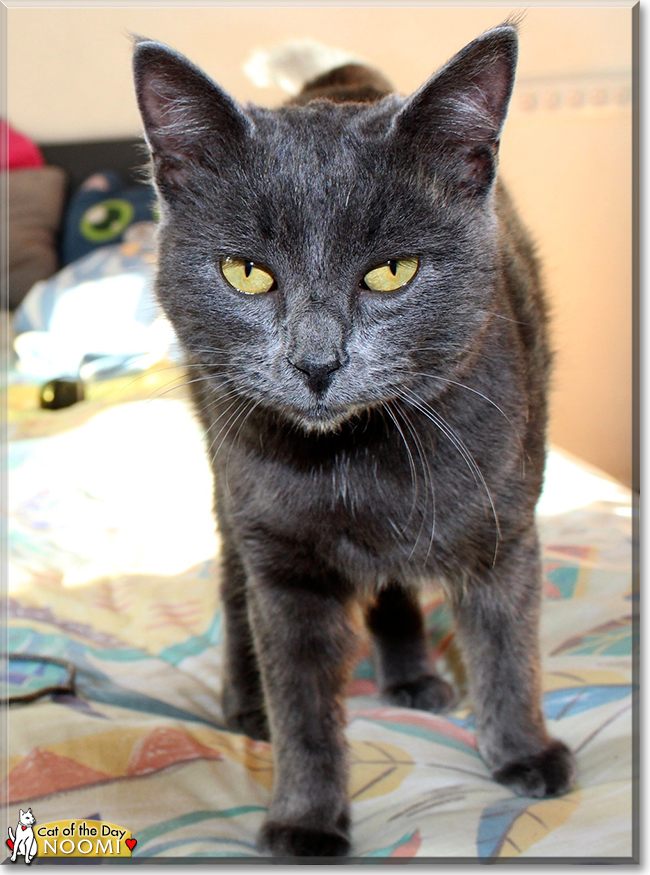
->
133, 23, 576, 858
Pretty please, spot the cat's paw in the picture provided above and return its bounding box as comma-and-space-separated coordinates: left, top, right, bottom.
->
492, 739, 576, 798
224, 707, 270, 742
259, 822, 350, 858
383, 674, 456, 713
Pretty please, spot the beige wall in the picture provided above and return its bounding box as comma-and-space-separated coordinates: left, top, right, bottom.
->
6, 4, 635, 486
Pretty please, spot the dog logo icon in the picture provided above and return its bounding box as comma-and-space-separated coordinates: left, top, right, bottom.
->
7, 809, 38, 864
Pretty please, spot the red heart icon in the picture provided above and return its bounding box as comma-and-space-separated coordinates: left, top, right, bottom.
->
6, 839, 14, 851
126, 839, 137, 852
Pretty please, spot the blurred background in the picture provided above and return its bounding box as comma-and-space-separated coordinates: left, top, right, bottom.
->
5, 4, 635, 486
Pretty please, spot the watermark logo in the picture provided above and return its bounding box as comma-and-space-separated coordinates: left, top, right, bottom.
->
7, 814, 136, 862
7, 809, 37, 865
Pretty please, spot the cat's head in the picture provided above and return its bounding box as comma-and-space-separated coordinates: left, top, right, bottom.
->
19, 809, 35, 826
133, 26, 518, 433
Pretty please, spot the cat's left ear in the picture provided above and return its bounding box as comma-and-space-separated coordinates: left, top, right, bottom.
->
133, 39, 252, 191
394, 25, 518, 195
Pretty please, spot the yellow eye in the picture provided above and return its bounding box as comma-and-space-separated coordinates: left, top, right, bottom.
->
221, 258, 276, 294
363, 258, 419, 292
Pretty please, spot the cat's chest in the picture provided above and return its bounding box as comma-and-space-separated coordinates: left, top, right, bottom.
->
227, 443, 439, 567
241, 451, 392, 523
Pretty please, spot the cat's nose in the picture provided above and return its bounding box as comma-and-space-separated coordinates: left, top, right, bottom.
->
291, 356, 343, 395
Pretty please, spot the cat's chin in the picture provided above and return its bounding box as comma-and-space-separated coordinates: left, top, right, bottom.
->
294, 410, 351, 436
288, 401, 366, 435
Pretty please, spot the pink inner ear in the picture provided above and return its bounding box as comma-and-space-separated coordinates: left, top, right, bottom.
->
135, 43, 251, 168
396, 27, 517, 150
143, 78, 208, 151
447, 56, 514, 144
472, 55, 513, 120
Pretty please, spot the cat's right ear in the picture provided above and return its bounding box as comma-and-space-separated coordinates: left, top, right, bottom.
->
393, 25, 518, 196
133, 39, 252, 190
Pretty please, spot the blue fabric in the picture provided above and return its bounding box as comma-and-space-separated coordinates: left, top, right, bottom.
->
61, 171, 156, 266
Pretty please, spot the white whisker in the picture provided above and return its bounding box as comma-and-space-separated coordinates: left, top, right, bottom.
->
393, 399, 436, 564
400, 386, 501, 566
383, 401, 419, 530
205, 396, 251, 463
225, 398, 262, 495
412, 370, 529, 478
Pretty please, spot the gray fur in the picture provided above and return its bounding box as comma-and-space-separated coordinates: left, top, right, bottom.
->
133, 24, 576, 858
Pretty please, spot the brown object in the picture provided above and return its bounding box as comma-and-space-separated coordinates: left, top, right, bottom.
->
7, 166, 67, 309
291, 63, 393, 105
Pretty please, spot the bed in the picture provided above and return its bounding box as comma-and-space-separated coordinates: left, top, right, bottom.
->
4, 141, 637, 863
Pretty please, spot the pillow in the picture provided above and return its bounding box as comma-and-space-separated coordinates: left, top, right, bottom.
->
60, 170, 157, 266
7, 166, 67, 310
13, 222, 178, 381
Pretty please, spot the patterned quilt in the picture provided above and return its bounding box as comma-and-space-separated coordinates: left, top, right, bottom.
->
4, 367, 636, 861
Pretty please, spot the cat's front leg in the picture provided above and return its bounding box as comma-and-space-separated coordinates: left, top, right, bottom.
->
453, 527, 576, 798
220, 534, 269, 742
246, 554, 355, 858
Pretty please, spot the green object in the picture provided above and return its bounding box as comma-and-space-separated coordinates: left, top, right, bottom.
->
80, 198, 134, 242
